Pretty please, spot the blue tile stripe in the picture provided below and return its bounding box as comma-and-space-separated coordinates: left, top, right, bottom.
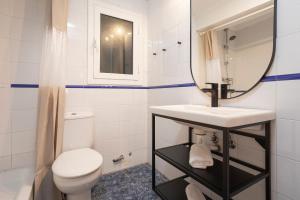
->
10, 83, 196, 89
262, 73, 300, 82
66, 85, 148, 89
10, 84, 39, 88
66, 83, 196, 89
146, 83, 196, 89
9, 73, 300, 89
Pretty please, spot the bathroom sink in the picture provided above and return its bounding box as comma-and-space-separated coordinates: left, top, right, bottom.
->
150, 105, 275, 128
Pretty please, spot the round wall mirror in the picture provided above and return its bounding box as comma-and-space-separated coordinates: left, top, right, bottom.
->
191, 0, 276, 99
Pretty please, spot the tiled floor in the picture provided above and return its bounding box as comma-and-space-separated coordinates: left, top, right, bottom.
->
92, 164, 167, 200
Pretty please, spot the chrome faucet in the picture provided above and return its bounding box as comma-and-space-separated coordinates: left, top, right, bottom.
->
202, 83, 219, 107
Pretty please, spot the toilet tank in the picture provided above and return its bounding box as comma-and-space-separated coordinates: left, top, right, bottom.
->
63, 112, 94, 152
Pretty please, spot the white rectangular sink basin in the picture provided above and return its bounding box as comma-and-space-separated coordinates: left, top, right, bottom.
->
150, 105, 275, 128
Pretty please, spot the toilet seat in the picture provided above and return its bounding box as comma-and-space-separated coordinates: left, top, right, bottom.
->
52, 148, 103, 178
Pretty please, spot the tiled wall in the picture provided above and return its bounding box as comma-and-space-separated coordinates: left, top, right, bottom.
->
147, 0, 300, 200
0, 0, 47, 171
0, 0, 299, 199
65, 88, 148, 174
66, 0, 149, 174
273, 1, 300, 199
147, 0, 206, 180
1, 0, 149, 175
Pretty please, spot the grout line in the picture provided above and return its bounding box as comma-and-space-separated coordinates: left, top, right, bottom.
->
276, 154, 300, 163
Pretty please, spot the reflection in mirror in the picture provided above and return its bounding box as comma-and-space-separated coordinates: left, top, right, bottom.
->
100, 14, 133, 75
191, 0, 275, 99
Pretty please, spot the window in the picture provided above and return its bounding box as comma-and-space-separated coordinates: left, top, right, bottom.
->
100, 14, 133, 75
88, 1, 143, 85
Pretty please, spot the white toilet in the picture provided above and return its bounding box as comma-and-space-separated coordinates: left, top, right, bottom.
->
52, 112, 103, 200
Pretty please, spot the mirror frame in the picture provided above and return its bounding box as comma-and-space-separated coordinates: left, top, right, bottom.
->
189, 0, 277, 99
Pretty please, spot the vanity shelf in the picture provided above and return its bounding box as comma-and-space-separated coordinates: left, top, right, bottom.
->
155, 177, 212, 200
151, 112, 273, 200
155, 144, 269, 198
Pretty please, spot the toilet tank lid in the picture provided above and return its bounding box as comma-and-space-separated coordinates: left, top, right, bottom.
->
65, 112, 94, 120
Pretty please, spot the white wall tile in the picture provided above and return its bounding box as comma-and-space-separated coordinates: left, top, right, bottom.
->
129, 148, 148, 166
132, 90, 147, 105
146, 1, 285, 199
235, 180, 265, 200
12, 151, 35, 169
125, 134, 147, 151
223, 82, 276, 110
11, 88, 38, 109
0, 156, 11, 171
66, 3, 148, 176
101, 157, 121, 174
67, 0, 87, 40
10, 40, 42, 63
88, 89, 131, 107
11, 0, 45, 20
11, 109, 37, 132
0, 39, 10, 63
277, 193, 293, 200
95, 122, 120, 140
0, 0, 13, 15
0, 88, 11, 134
277, 119, 300, 161
267, 60, 277, 76
271, 154, 277, 192
66, 67, 86, 85
65, 89, 91, 108
0, 0, 46, 173
277, 156, 300, 200
9, 18, 44, 42
277, 119, 294, 158
238, 146, 265, 168
67, 38, 87, 68
155, 156, 184, 179
277, 0, 300, 37
94, 105, 120, 123
0, 134, 11, 157
134, 119, 147, 135
97, 138, 122, 160
0, 63, 11, 85
0, 14, 11, 38
10, 62, 40, 84
12, 131, 36, 155
276, 33, 300, 75
120, 121, 134, 137
294, 121, 300, 161
277, 81, 300, 120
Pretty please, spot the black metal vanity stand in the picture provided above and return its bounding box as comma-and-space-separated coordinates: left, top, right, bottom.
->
152, 113, 271, 200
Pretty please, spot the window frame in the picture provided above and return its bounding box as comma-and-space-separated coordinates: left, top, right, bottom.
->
88, 1, 142, 85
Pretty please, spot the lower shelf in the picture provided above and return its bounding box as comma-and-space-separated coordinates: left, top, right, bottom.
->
155, 144, 269, 197
155, 177, 212, 200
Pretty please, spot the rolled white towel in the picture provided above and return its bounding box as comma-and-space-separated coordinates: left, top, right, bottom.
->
189, 144, 213, 169
185, 184, 206, 200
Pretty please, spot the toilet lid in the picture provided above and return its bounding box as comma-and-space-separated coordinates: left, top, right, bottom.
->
52, 148, 103, 178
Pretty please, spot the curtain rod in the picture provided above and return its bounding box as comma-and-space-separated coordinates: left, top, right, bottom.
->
198, 4, 274, 35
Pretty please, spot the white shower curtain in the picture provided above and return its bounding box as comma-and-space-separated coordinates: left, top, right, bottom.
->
201, 30, 222, 84
34, 0, 68, 199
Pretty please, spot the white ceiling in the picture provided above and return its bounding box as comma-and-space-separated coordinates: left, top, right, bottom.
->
192, 0, 228, 18
192, 0, 219, 9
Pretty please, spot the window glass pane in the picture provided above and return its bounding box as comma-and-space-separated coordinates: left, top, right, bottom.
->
100, 14, 133, 75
